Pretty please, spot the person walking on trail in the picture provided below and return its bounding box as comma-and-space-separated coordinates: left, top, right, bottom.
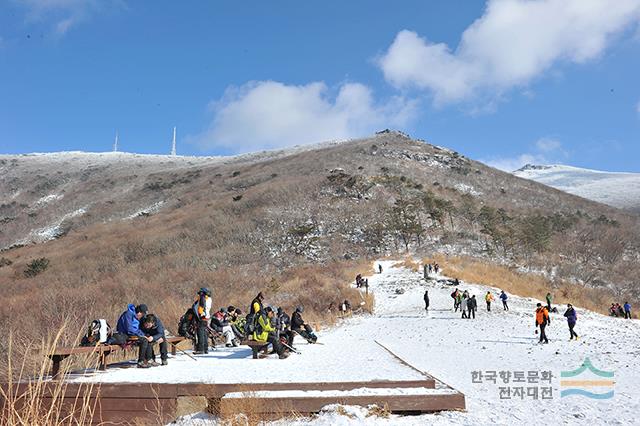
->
423, 290, 430, 312
546, 292, 553, 311
563, 304, 579, 341
451, 288, 460, 311
535, 303, 550, 344
624, 302, 632, 319
500, 291, 509, 311
378, 264, 383, 274
468, 295, 477, 319
461, 294, 468, 319
485, 292, 494, 311
193, 288, 212, 354
140, 313, 169, 366
116, 304, 153, 368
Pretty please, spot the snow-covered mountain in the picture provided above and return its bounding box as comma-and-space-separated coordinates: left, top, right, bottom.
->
513, 164, 640, 212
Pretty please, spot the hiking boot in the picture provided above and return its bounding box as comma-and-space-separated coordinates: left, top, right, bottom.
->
161, 359, 168, 366
232, 339, 240, 347
148, 360, 160, 367
225, 343, 233, 348
137, 361, 150, 369
193, 351, 204, 355
279, 352, 290, 359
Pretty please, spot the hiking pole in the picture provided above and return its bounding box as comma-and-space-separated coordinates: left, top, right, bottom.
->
281, 341, 301, 354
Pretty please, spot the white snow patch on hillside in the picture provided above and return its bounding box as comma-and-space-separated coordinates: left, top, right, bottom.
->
125, 201, 165, 219
12, 208, 87, 246
514, 164, 640, 210
454, 183, 482, 196
34, 193, 64, 207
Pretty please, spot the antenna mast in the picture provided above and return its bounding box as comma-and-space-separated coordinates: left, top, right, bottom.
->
171, 127, 177, 156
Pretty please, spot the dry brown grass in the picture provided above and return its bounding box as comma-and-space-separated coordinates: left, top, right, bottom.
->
427, 255, 635, 316
391, 257, 420, 272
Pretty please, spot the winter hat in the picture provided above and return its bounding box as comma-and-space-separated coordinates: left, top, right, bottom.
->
135, 304, 148, 314
296, 306, 304, 313
227, 305, 236, 313
265, 306, 274, 314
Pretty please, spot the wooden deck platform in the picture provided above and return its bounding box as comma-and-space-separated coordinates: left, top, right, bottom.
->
1, 377, 464, 424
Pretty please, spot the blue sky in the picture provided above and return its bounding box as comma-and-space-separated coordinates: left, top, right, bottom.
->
1, 0, 639, 172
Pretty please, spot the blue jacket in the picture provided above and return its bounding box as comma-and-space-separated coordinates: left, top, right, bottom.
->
500, 292, 508, 301
564, 307, 577, 324
116, 304, 145, 337
141, 316, 166, 341
624, 303, 631, 312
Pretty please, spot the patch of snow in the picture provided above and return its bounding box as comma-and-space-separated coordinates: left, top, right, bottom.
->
454, 183, 482, 196
513, 164, 640, 210
223, 387, 455, 399
34, 193, 64, 207
125, 201, 165, 219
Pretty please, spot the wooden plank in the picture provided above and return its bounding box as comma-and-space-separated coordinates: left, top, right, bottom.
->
1, 383, 178, 399
220, 393, 466, 415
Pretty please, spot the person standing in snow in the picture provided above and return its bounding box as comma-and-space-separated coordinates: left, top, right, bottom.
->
546, 292, 553, 312
485, 291, 494, 311
461, 294, 468, 319
451, 288, 460, 311
563, 304, 578, 340
423, 290, 430, 312
624, 302, 632, 319
468, 295, 477, 319
500, 291, 509, 311
378, 264, 383, 274
193, 288, 212, 354
535, 303, 550, 344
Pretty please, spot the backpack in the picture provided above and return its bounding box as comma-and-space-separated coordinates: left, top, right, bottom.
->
451, 291, 456, 299
80, 319, 112, 346
244, 313, 257, 334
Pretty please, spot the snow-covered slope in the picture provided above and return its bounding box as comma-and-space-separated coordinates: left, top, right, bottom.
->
75, 261, 640, 425
514, 164, 640, 212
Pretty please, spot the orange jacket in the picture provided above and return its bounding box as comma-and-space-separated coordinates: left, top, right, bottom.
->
535, 307, 549, 325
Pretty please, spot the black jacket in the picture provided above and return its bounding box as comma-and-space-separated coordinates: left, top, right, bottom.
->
467, 298, 477, 310
141, 316, 166, 341
291, 311, 305, 330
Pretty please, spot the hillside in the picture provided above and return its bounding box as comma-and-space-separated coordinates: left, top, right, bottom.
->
1, 132, 639, 373
513, 164, 640, 213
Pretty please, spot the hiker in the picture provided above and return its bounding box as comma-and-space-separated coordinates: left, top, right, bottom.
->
546, 292, 553, 311
245, 292, 265, 335
468, 295, 477, 319
485, 292, 494, 311
291, 306, 318, 343
140, 314, 169, 366
355, 274, 362, 288
624, 302, 632, 319
423, 290, 429, 312
434, 263, 440, 274
211, 307, 238, 347
116, 304, 153, 368
229, 307, 247, 340
428, 264, 433, 274
461, 294, 468, 319
276, 307, 293, 346
193, 287, 212, 354
451, 288, 460, 311
254, 306, 288, 359
563, 304, 578, 341
378, 264, 383, 274
617, 303, 625, 317
178, 308, 198, 344
500, 291, 509, 311
610, 303, 617, 317
535, 303, 550, 344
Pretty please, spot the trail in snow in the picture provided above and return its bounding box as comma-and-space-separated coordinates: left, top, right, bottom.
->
74, 260, 640, 425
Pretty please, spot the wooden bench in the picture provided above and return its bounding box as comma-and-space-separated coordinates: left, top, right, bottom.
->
48, 336, 186, 379
245, 340, 271, 359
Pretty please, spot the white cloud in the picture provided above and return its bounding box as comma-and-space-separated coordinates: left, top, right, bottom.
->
483, 137, 566, 172
378, 0, 640, 104
187, 80, 418, 153
535, 137, 562, 153
17, 0, 120, 35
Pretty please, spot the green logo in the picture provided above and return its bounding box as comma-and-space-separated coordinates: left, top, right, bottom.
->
560, 358, 614, 399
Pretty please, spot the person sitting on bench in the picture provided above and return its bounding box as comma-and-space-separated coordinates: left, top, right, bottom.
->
140, 313, 169, 366
253, 306, 288, 359
116, 303, 153, 368
211, 307, 238, 347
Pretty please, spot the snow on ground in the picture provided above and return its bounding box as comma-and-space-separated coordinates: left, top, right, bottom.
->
513, 164, 640, 211
74, 260, 640, 425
